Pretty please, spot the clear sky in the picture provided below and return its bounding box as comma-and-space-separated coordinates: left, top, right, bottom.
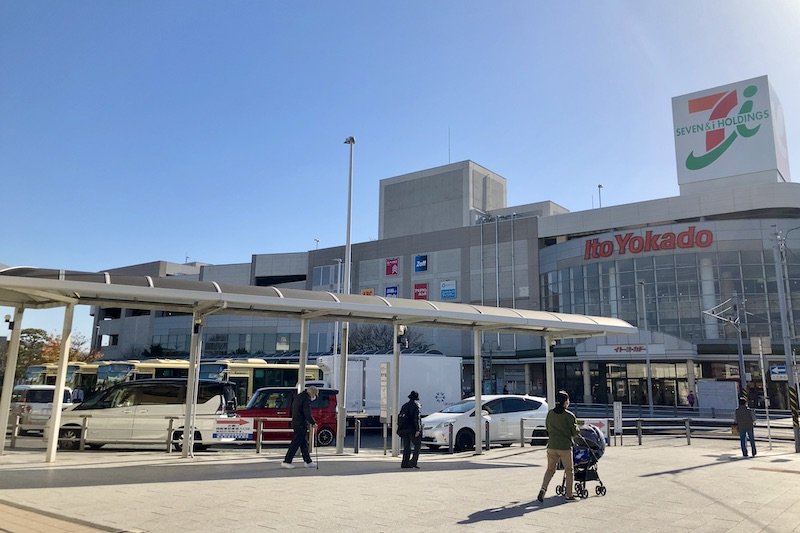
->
2, 1, 800, 341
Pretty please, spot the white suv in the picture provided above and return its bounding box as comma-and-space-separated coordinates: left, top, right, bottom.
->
422, 394, 548, 451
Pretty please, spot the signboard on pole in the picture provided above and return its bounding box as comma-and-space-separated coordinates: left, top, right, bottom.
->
380, 362, 389, 421
613, 401, 623, 435
771, 364, 788, 381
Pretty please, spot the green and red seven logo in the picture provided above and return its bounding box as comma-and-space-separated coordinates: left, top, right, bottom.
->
682, 85, 769, 170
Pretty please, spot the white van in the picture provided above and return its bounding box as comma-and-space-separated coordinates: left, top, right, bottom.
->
56, 379, 238, 450
9, 385, 73, 435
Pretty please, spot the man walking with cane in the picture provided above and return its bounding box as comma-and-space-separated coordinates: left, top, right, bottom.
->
281, 385, 318, 469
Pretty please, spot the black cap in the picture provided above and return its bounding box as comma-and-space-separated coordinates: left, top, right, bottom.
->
408, 390, 419, 400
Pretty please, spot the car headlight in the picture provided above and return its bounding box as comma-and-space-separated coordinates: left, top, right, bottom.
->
432, 419, 456, 429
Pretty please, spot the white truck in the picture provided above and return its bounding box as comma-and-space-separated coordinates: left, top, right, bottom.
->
315, 353, 463, 425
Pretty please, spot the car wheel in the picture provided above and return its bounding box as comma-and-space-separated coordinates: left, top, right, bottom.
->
58, 427, 81, 450
455, 429, 475, 451
530, 428, 548, 445
316, 427, 335, 447
172, 429, 205, 452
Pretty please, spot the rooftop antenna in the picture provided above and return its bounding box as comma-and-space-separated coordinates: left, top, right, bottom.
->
598, 184, 604, 208
314, 238, 320, 250
185, 252, 190, 263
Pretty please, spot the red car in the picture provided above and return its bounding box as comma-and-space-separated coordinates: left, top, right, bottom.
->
237, 387, 338, 446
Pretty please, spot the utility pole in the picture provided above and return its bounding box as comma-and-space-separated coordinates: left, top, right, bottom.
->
773, 229, 800, 452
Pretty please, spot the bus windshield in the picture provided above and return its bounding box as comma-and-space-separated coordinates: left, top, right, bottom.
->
199, 363, 227, 381
97, 363, 134, 386
23, 365, 48, 385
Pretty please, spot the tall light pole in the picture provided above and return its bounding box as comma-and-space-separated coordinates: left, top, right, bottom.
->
639, 281, 653, 415
336, 136, 355, 454
773, 226, 800, 452
598, 184, 603, 208
703, 295, 747, 392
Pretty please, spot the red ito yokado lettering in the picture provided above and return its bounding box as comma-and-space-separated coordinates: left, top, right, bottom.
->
584, 226, 713, 260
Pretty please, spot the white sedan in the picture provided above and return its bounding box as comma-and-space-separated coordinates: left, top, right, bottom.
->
422, 394, 548, 451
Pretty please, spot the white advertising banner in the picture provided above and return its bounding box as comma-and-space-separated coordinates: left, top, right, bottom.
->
672, 75, 783, 185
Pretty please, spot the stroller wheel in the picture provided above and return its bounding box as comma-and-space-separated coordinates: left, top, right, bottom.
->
599, 486, 607, 496
580, 487, 589, 499
555, 484, 563, 495
595, 486, 603, 495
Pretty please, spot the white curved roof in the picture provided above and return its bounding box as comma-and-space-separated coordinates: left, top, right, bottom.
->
0, 267, 636, 338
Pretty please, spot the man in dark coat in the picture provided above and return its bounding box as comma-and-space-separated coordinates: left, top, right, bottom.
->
281, 386, 318, 469
398, 390, 422, 469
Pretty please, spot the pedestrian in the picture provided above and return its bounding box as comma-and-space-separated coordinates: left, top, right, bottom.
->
538, 390, 579, 502
687, 390, 696, 408
397, 390, 422, 469
281, 385, 318, 469
734, 396, 757, 458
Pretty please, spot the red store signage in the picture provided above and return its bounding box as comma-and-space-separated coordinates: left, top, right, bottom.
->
385, 258, 399, 276
414, 283, 428, 300
584, 226, 713, 260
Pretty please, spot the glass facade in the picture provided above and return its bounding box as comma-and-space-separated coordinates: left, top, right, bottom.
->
540, 248, 800, 344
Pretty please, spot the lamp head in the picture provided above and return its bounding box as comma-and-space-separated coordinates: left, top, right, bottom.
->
344, 136, 355, 145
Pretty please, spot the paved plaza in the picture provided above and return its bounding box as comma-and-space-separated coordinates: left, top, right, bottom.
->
1, 435, 800, 533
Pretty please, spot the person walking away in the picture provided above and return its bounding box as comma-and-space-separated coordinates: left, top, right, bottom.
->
281, 386, 318, 469
687, 391, 696, 408
735, 396, 757, 458
538, 390, 579, 502
398, 390, 422, 469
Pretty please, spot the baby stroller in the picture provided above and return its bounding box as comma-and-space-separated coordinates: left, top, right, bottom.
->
555, 424, 607, 499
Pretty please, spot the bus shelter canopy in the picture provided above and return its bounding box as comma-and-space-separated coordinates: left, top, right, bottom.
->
0, 267, 634, 337
0, 266, 637, 462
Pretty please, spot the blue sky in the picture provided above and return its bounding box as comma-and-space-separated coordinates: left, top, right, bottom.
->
2, 1, 800, 340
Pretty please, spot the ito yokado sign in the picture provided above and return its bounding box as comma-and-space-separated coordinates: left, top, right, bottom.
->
672, 75, 790, 187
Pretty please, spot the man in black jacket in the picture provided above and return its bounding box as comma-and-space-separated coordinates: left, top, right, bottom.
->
281, 386, 318, 469
398, 390, 422, 469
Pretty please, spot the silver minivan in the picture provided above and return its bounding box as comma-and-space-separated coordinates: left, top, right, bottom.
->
56, 379, 238, 450
9, 385, 73, 435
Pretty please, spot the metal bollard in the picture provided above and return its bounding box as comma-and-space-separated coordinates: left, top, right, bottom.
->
255, 418, 263, 454
10, 415, 20, 449
520, 419, 525, 447
80, 416, 89, 451
636, 419, 643, 446
354, 419, 361, 454
685, 418, 691, 445
485, 420, 490, 451
448, 423, 454, 454
166, 418, 175, 453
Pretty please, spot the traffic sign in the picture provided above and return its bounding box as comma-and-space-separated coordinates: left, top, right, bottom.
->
770, 365, 788, 382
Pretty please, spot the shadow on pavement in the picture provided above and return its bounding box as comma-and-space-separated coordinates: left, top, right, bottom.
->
0, 454, 531, 490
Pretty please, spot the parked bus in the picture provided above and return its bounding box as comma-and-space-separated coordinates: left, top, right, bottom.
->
199, 358, 323, 406
95, 359, 190, 388
22, 361, 100, 397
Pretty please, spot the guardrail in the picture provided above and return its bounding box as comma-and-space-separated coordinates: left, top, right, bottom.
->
514, 415, 795, 448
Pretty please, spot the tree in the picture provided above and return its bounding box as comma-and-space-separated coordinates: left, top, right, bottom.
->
41, 333, 102, 363
347, 324, 433, 353
0, 328, 49, 384
0, 330, 103, 386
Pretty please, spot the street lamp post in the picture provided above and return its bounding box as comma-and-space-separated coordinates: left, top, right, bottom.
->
773, 227, 800, 452
639, 281, 653, 415
336, 136, 355, 454
598, 184, 603, 208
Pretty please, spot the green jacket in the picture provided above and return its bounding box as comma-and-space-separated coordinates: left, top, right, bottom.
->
545, 408, 579, 450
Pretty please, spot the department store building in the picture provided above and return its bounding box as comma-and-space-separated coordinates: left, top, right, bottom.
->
93, 75, 799, 408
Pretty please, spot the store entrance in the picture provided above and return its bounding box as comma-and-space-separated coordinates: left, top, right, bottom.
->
603, 362, 700, 406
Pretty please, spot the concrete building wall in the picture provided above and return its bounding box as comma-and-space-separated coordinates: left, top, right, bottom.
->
379, 161, 507, 240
